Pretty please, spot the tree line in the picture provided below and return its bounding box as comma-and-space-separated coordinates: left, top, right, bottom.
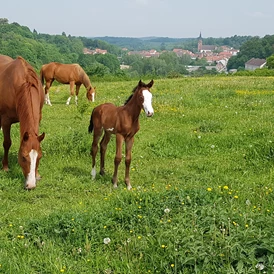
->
1, 18, 274, 79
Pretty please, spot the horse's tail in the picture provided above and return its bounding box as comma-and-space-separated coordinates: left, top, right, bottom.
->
40, 67, 44, 86
88, 112, 94, 134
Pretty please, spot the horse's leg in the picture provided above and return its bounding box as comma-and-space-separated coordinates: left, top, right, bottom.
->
1, 122, 12, 171
75, 84, 81, 105
99, 131, 111, 176
91, 127, 103, 179
45, 79, 54, 106
66, 81, 75, 105
124, 137, 134, 190
112, 134, 124, 188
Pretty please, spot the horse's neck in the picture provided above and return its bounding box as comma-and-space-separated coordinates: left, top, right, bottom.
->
17, 98, 39, 138
124, 97, 142, 121
82, 73, 91, 89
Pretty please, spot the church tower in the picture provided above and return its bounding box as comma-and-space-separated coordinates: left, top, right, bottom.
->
198, 31, 202, 52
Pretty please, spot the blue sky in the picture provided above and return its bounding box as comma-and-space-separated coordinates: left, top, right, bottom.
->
1, 0, 274, 38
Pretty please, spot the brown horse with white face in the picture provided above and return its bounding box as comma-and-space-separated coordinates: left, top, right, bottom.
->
88, 80, 154, 190
0, 55, 45, 189
40, 62, 96, 106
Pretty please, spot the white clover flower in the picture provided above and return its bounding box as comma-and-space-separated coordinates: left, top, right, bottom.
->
211, 145, 215, 149
246, 199, 251, 206
103, 237, 111, 245
164, 208, 170, 214
255, 263, 265, 271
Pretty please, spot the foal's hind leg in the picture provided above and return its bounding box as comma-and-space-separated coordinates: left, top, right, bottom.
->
91, 128, 103, 179
100, 132, 111, 176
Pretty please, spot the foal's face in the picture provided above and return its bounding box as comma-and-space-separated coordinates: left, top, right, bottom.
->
142, 89, 154, 117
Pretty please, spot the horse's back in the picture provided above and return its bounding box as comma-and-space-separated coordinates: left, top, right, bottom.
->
0, 55, 44, 118
92, 103, 120, 130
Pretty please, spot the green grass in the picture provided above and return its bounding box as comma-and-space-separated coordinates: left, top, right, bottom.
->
1, 76, 274, 273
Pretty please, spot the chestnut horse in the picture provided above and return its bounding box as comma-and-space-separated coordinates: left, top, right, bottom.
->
88, 80, 154, 190
0, 55, 45, 189
40, 62, 96, 106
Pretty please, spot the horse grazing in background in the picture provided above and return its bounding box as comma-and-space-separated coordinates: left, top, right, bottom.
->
0, 55, 45, 189
40, 62, 96, 106
88, 80, 154, 190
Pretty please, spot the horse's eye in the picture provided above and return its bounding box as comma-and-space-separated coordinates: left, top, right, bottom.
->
22, 156, 27, 162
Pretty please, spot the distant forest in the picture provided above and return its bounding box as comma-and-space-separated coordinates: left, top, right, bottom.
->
1, 18, 274, 78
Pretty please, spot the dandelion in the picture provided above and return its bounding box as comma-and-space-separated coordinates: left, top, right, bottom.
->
164, 208, 170, 214
103, 237, 111, 245
137, 236, 142, 240
171, 264, 175, 268
161, 245, 166, 248
223, 186, 229, 190
245, 224, 249, 228
234, 195, 239, 199
207, 187, 212, 192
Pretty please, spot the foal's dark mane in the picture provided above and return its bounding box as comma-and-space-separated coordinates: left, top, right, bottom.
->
124, 81, 146, 105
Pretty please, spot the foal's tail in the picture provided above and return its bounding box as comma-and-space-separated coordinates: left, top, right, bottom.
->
88, 113, 94, 134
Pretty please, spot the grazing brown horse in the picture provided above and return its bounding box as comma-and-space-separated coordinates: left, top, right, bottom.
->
40, 62, 96, 106
88, 80, 154, 190
0, 55, 45, 189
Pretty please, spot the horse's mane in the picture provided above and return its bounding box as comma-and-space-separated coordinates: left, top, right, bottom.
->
16, 57, 41, 131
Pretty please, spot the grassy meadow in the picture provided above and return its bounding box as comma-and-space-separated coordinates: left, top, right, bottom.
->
1, 76, 274, 273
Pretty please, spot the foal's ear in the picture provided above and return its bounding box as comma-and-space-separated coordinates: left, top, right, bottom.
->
147, 80, 154, 88
38, 132, 45, 142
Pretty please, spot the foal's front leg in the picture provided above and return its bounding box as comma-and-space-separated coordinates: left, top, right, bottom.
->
66, 81, 75, 105
112, 134, 123, 188
1, 122, 12, 171
125, 137, 134, 190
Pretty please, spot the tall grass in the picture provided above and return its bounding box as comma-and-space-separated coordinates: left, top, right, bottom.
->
1, 76, 274, 273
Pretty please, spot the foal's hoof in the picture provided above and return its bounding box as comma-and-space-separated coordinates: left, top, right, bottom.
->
2, 166, 9, 172
127, 185, 132, 190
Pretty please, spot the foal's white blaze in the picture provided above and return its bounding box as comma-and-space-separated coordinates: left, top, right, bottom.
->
25, 149, 38, 189
142, 89, 154, 116
92, 92, 95, 102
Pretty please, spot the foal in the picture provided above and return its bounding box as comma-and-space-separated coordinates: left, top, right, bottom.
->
88, 80, 154, 190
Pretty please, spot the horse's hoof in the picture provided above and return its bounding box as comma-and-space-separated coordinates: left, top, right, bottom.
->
127, 185, 132, 190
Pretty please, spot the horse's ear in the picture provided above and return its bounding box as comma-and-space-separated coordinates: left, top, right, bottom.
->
138, 80, 143, 86
38, 132, 45, 142
23, 132, 29, 142
148, 80, 154, 88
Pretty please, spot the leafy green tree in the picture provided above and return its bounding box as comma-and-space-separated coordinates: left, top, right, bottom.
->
266, 55, 274, 69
